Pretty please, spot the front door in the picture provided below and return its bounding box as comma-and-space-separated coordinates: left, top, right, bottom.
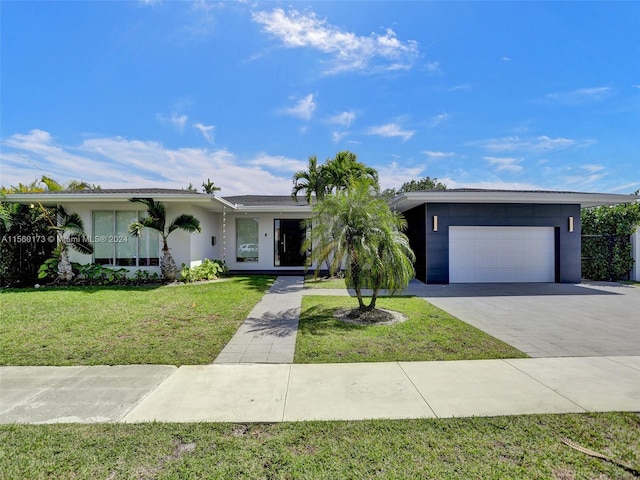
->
274, 219, 307, 266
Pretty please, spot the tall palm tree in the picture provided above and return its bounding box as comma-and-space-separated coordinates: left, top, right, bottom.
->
304, 180, 415, 311
291, 155, 328, 203
129, 198, 201, 281
323, 151, 379, 194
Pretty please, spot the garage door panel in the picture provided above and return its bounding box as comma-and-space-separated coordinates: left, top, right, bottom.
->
449, 227, 555, 283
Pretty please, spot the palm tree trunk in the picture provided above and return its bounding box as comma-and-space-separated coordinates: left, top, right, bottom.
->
160, 247, 177, 281
368, 289, 380, 310
57, 246, 74, 282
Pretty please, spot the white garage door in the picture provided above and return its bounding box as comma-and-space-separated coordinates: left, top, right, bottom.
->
449, 226, 555, 283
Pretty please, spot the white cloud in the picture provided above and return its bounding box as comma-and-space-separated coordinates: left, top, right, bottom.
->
484, 156, 523, 173
252, 8, 420, 74
426, 61, 441, 74
430, 113, 451, 128
332, 131, 349, 143
157, 112, 188, 132
0, 129, 294, 195
193, 123, 215, 143
544, 86, 612, 104
423, 151, 455, 159
248, 152, 306, 172
441, 178, 544, 191
473, 135, 577, 153
581, 164, 605, 173
328, 110, 356, 127
367, 123, 414, 142
283, 94, 316, 120
376, 161, 425, 191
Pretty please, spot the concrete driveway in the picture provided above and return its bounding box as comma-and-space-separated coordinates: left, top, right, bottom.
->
409, 282, 640, 357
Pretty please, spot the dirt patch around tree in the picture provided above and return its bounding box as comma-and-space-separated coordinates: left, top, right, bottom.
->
333, 307, 408, 326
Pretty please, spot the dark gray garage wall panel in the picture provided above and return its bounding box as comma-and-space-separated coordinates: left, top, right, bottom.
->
424, 203, 581, 284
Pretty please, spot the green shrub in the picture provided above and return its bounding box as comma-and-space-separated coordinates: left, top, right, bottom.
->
581, 202, 640, 281
180, 258, 228, 283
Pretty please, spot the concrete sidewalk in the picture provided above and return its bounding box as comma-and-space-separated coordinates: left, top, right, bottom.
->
2, 356, 639, 424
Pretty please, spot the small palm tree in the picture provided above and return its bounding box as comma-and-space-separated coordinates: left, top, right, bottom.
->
202, 178, 221, 194
305, 180, 415, 312
42, 206, 93, 282
129, 198, 201, 281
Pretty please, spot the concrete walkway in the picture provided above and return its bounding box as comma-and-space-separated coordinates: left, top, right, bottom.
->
213, 276, 303, 364
1, 357, 639, 423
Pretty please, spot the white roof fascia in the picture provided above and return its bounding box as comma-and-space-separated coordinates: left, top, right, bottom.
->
3, 193, 238, 210
389, 191, 639, 210
232, 205, 314, 214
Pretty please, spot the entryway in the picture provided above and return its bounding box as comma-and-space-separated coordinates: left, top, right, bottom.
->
274, 219, 307, 267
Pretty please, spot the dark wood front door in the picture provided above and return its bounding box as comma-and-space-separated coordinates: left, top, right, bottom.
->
275, 219, 307, 267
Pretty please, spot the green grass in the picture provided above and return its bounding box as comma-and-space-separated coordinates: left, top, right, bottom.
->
295, 296, 527, 363
0, 276, 273, 366
304, 275, 348, 289
1, 413, 639, 479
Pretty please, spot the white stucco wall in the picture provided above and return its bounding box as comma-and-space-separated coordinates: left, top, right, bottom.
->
60, 202, 219, 276
188, 205, 221, 267
222, 211, 314, 271
632, 226, 640, 281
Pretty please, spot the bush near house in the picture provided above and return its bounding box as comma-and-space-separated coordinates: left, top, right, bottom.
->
180, 258, 229, 283
581, 202, 640, 281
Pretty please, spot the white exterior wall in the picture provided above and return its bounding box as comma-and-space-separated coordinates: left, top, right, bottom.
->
632, 226, 640, 282
222, 211, 314, 271
60, 202, 217, 276
187, 205, 221, 268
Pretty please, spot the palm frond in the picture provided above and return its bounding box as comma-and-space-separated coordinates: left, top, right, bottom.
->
167, 214, 201, 235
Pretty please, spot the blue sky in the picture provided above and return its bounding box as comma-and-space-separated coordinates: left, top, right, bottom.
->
1, 1, 639, 196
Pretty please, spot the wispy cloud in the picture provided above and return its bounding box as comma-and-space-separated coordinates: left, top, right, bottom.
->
252, 8, 420, 74
193, 123, 215, 143
0, 129, 294, 195
328, 110, 356, 127
484, 156, 523, 173
430, 113, 451, 128
423, 150, 455, 159
581, 164, 605, 174
332, 131, 350, 143
472, 135, 578, 153
367, 123, 415, 142
157, 112, 188, 132
544, 86, 612, 104
248, 152, 306, 172
282, 94, 316, 120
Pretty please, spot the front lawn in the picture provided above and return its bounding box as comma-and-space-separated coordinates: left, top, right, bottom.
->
1, 413, 638, 479
0, 276, 273, 366
295, 296, 527, 363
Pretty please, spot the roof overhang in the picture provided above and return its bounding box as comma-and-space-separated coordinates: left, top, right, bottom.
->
388, 190, 640, 212
2, 192, 238, 212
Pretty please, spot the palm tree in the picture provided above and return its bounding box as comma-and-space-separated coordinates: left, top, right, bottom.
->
304, 180, 415, 312
129, 198, 201, 281
202, 178, 221, 194
291, 155, 328, 203
42, 206, 94, 282
323, 151, 379, 194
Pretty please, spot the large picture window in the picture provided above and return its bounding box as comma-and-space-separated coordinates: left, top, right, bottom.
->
236, 218, 259, 262
93, 211, 160, 266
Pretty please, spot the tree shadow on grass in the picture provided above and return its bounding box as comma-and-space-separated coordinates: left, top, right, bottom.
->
298, 304, 366, 336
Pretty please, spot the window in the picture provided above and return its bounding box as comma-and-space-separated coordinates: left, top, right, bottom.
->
236, 218, 259, 262
93, 211, 160, 266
